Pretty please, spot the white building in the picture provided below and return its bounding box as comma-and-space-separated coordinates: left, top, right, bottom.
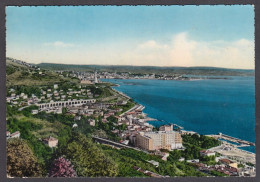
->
54, 84, 58, 89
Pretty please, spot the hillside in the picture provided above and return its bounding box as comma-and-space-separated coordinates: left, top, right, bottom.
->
6, 58, 79, 87
37, 62, 254, 76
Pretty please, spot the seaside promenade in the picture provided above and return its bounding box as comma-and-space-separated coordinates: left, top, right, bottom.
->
209, 141, 255, 164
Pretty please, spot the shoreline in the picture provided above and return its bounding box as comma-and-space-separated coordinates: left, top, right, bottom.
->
106, 79, 256, 154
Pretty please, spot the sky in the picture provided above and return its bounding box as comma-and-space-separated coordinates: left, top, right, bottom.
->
6, 5, 255, 69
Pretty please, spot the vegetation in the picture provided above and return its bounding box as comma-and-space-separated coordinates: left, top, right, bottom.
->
181, 134, 221, 160
7, 138, 43, 177
210, 170, 228, 177
49, 157, 77, 177
199, 156, 217, 166
6, 59, 76, 87
238, 163, 245, 168
100, 145, 207, 177
59, 132, 118, 177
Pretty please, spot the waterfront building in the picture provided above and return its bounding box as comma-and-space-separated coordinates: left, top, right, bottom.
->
136, 131, 183, 151
159, 124, 173, 132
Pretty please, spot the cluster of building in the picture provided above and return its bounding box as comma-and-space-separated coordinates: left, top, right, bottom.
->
7, 57, 36, 69
6, 83, 100, 113
185, 149, 255, 177
55, 69, 189, 83
6, 130, 58, 148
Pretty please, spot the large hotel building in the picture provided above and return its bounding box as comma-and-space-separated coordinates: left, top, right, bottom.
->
136, 130, 183, 151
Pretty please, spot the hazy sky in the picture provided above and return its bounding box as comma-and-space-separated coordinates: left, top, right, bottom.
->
6, 5, 254, 69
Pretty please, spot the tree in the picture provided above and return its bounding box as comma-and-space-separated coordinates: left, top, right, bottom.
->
49, 157, 77, 177
168, 150, 182, 162
61, 132, 118, 177
7, 138, 42, 177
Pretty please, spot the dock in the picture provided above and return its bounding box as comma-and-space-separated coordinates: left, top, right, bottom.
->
207, 133, 255, 147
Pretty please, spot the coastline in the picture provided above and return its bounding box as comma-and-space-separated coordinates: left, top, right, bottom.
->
107, 79, 256, 155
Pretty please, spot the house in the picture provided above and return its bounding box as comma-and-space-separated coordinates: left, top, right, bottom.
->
121, 140, 129, 145
117, 100, 127, 105
88, 119, 95, 126
179, 157, 185, 162
104, 114, 111, 119
161, 152, 170, 161
102, 118, 107, 123
54, 84, 58, 89
43, 136, 58, 148
74, 116, 81, 121
219, 158, 238, 169
10, 131, 20, 138
187, 159, 200, 163
72, 123, 78, 128
200, 150, 216, 157
115, 116, 122, 122
147, 160, 159, 167
31, 110, 39, 115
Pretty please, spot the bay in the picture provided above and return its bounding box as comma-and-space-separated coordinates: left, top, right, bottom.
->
102, 76, 255, 153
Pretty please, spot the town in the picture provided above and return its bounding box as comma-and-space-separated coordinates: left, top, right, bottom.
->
6, 58, 256, 177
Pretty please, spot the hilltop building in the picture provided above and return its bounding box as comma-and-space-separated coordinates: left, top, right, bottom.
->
136, 131, 182, 151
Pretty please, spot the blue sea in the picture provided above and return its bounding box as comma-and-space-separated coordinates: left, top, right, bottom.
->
102, 76, 255, 153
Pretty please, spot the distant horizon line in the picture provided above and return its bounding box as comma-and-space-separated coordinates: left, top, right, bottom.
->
7, 57, 255, 71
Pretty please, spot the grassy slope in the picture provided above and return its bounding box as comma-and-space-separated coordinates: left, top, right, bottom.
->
6, 59, 79, 87
15, 115, 63, 139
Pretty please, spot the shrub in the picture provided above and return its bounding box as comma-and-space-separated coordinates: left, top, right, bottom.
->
49, 157, 77, 177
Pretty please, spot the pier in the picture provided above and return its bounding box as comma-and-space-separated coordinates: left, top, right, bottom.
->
208, 133, 255, 147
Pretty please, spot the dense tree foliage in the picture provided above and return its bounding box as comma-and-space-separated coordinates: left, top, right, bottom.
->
11, 85, 42, 97
49, 157, 77, 177
181, 134, 221, 160
7, 138, 42, 177
6, 65, 16, 75
60, 132, 118, 177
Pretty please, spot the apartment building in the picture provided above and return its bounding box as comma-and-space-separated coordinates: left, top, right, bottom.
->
136, 131, 182, 151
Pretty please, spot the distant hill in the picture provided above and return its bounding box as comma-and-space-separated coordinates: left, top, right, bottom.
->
6, 58, 77, 87
37, 63, 254, 76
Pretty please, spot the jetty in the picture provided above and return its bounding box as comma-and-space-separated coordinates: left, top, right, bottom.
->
207, 133, 255, 147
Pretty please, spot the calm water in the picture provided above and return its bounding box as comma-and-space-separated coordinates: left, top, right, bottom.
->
103, 77, 255, 153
